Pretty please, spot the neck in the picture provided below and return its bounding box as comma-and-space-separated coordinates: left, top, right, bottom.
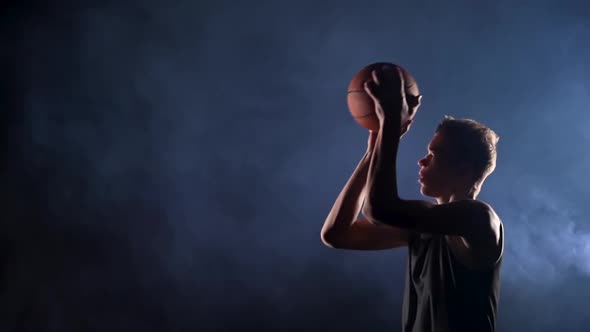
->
435, 186, 478, 204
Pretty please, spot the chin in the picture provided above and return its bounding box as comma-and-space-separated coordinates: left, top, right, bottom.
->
419, 184, 440, 198
419, 186, 431, 197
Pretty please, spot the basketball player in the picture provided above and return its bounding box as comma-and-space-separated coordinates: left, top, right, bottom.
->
321, 66, 503, 332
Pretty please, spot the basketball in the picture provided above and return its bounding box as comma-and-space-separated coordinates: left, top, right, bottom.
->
347, 62, 420, 131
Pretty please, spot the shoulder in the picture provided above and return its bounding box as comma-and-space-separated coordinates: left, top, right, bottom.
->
439, 199, 502, 241
471, 200, 502, 228
458, 199, 502, 242
447, 200, 504, 268
454, 199, 500, 224
453, 199, 489, 213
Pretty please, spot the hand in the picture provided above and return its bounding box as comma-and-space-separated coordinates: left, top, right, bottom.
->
367, 130, 378, 152
363, 65, 408, 128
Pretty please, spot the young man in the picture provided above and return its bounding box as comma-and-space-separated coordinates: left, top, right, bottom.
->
321, 66, 503, 332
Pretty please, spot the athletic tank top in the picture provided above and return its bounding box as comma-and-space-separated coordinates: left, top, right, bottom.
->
401, 229, 503, 332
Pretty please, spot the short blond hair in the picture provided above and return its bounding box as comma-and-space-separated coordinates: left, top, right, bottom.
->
436, 116, 500, 180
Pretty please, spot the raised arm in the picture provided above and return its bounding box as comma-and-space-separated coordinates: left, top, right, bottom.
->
321, 132, 412, 250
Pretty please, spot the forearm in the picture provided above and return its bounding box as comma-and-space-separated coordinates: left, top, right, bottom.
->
363, 120, 402, 217
322, 150, 372, 236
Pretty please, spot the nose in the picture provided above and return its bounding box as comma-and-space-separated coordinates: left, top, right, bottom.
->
418, 155, 429, 167
418, 157, 425, 167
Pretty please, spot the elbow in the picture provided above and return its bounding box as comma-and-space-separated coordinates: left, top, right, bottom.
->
320, 229, 343, 249
320, 229, 336, 248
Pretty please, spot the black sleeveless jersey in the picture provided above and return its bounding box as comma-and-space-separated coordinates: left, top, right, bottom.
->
402, 230, 503, 332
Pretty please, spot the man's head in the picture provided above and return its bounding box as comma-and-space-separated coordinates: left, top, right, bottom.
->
418, 116, 499, 199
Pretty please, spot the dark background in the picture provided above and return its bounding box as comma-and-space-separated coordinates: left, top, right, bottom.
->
2, 0, 589, 331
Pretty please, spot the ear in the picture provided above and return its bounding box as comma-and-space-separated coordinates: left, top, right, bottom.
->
456, 163, 478, 182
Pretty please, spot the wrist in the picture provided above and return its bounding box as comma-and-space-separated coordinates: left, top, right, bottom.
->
363, 148, 373, 161
380, 118, 402, 133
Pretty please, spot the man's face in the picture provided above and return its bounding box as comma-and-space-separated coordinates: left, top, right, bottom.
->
417, 132, 459, 198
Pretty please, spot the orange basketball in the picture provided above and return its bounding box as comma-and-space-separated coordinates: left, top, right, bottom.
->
347, 62, 420, 131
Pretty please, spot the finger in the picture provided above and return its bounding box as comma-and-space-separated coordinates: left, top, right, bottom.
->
414, 94, 423, 109
371, 69, 380, 86
400, 119, 413, 137
363, 80, 378, 100
374, 65, 394, 86
378, 64, 396, 85
396, 67, 406, 98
